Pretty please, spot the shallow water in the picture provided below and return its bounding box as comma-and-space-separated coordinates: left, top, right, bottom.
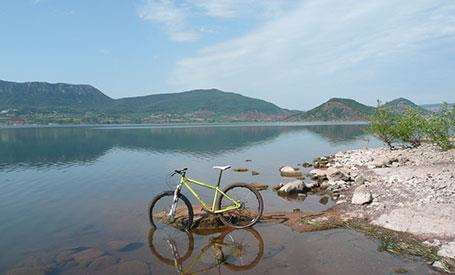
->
0, 124, 434, 274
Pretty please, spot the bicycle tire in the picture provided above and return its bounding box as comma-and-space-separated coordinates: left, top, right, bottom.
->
217, 183, 263, 229
149, 191, 194, 230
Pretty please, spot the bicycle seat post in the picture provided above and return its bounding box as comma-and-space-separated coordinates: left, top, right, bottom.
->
216, 170, 223, 187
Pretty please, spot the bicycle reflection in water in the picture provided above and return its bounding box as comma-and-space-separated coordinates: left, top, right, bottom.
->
148, 227, 264, 274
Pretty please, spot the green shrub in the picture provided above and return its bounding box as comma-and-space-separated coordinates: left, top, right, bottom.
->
368, 106, 397, 149
393, 108, 427, 147
425, 114, 452, 151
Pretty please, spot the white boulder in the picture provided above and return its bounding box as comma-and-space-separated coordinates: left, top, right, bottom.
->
351, 185, 373, 205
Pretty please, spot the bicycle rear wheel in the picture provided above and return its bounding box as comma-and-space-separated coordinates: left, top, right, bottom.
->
217, 183, 263, 229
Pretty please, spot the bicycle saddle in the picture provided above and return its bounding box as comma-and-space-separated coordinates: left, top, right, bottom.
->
213, 165, 231, 171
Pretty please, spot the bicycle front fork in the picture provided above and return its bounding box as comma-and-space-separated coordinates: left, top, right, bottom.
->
168, 184, 182, 219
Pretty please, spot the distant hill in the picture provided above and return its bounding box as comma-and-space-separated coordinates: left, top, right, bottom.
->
286, 98, 375, 121
383, 98, 430, 114
421, 103, 454, 112
0, 80, 291, 123
0, 80, 112, 113
110, 89, 289, 116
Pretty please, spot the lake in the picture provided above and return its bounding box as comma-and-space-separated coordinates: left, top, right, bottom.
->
0, 124, 433, 274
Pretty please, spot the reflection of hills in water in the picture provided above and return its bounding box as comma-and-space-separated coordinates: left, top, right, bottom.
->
304, 124, 368, 143
0, 124, 369, 169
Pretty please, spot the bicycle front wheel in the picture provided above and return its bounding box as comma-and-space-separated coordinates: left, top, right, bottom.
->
149, 191, 194, 231
217, 183, 263, 229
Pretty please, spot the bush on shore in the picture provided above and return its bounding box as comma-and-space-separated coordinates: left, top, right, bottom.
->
368, 106, 398, 149
369, 103, 454, 150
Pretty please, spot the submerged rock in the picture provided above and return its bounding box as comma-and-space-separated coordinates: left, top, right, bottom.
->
251, 170, 260, 176
351, 185, 373, 205
278, 180, 306, 194
249, 182, 269, 191
102, 260, 149, 275
280, 166, 302, 177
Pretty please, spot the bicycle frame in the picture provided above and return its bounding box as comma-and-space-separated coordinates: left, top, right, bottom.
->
176, 176, 241, 214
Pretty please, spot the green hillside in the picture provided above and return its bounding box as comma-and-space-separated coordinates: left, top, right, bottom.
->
110, 89, 288, 116
0, 80, 113, 113
383, 98, 430, 114
287, 98, 375, 121
0, 80, 290, 124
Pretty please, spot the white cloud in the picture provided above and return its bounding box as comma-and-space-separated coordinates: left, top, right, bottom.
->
138, 0, 295, 42
169, 0, 455, 108
139, 0, 200, 42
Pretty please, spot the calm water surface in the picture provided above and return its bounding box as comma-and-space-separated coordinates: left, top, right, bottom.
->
0, 124, 433, 274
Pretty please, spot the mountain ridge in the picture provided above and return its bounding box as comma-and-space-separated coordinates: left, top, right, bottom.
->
0, 79, 445, 124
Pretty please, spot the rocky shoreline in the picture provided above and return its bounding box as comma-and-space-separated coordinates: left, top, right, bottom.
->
297, 143, 455, 273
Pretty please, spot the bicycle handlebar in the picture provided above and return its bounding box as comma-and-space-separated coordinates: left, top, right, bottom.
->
171, 168, 188, 177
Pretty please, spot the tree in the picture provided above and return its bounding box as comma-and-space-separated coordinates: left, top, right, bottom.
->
393, 108, 427, 147
368, 105, 397, 149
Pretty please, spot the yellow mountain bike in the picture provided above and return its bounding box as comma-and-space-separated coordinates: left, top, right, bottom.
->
149, 166, 263, 229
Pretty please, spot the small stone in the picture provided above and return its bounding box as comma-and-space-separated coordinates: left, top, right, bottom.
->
233, 168, 248, 172
278, 180, 306, 194
280, 166, 302, 177
319, 196, 329, 205
251, 170, 260, 176
355, 175, 366, 185
351, 185, 373, 205
292, 208, 300, 212
249, 182, 269, 191
302, 162, 313, 168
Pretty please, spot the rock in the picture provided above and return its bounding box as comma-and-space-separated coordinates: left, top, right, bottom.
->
88, 255, 119, 271
326, 167, 349, 181
251, 170, 260, 176
249, 182, 269, 191
319, 196, 329, 205
102, 260, 149, 275
72, 248, 104, 265
302, 162, 313, 168
280, 166, 302, 177
351, 185, 373, 205
432, 260, 450, 272
278, 180, 306, 194
245, 159, 252, 162
272, 184, 283, 191
280, 166, 295, 173
304, 181, 317, 189
309, 169, 328, 181
354, 175, 366, 185
438, 242, 455, 259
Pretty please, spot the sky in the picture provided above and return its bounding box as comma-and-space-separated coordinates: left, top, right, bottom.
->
1, 0, 454, 110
